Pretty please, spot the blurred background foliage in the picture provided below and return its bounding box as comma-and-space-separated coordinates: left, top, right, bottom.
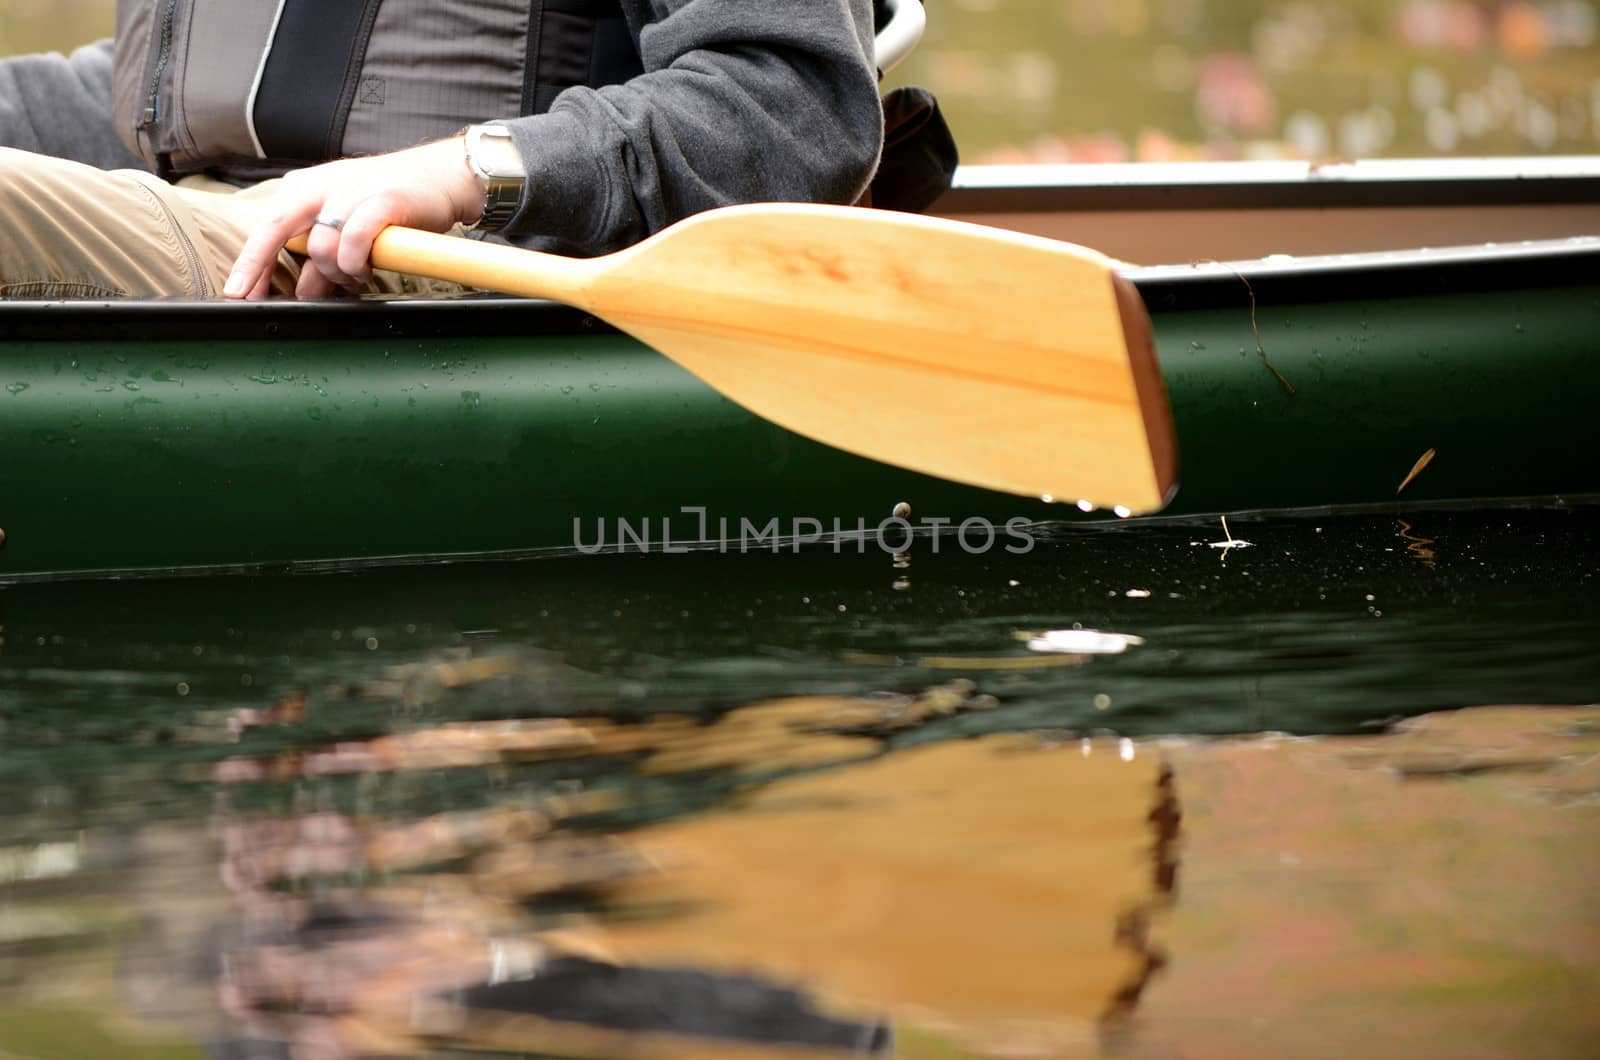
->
3, 0, 1598, 162
889, 0, 1600, 161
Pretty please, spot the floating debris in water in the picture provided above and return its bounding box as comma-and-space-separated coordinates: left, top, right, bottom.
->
1396, 446, 1438, 494
1022, 629, 1147, 655
1205, 514, 1253, 551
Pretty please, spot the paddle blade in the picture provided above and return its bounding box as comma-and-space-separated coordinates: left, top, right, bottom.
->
587, 204, 1177, 513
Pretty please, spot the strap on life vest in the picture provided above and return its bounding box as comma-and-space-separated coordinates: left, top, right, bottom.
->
252, 0, 387, 163
523, 0, 644, 116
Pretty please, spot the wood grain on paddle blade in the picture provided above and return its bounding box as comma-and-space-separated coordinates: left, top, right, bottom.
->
358, 205, 1179, 513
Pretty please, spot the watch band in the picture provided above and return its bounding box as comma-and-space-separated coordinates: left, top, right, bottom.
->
462, 124, 526, 233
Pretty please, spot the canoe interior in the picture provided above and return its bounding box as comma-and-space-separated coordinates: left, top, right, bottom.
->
2, 228, 1598, 582
935, 158, 1600, 263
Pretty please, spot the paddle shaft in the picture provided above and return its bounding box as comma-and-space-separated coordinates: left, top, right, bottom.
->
288, 227, 603, 306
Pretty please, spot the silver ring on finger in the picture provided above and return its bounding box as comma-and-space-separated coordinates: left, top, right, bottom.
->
313, 213, 346, 231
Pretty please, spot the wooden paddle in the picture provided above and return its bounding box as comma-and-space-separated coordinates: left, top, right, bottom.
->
293, 205, 1177, 513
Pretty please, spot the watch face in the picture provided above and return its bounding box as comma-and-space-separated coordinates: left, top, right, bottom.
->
465, 127, 526, 232
486, 142, 524, 180
470, 127, 526, 181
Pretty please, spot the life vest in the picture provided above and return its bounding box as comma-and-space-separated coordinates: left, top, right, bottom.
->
111, 0, 642, 180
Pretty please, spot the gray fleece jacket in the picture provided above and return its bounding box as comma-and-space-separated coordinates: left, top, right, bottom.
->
0, 0, 882, 256
0, 41, 147, 171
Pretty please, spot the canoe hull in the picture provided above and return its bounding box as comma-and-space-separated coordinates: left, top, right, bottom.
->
2, 239, 1598, 581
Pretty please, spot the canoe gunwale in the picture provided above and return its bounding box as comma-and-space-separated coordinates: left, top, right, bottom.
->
1128, 237, 1600, 312
938, 158, 1600, 213
0, 237, 1594, 341
0, 293, 599, 342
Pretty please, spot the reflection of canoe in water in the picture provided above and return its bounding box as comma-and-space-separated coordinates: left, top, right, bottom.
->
2, 161, 1597, 581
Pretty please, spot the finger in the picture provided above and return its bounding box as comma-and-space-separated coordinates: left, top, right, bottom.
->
334, 189, 410, 284
247, 267, 273, 302
302, 197, 365, 292
225, 196, 321, 299
295, 261, 342, 301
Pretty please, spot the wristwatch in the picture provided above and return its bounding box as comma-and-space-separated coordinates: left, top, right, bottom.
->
462, 124, 526, 233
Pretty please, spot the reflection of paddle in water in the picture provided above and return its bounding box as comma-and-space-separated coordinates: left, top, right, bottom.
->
176, 662, 1178, 1058
1397, 518, 1437, 568
453, 733, 1177, 1058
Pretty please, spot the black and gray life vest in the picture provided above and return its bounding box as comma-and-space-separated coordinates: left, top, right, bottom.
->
111, 0, 642, 180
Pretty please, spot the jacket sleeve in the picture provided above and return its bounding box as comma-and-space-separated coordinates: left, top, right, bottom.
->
0, 40, 149, 171
493, 0, 882, 256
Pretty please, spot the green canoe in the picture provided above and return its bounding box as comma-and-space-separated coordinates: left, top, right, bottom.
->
2, 168, 1598, 582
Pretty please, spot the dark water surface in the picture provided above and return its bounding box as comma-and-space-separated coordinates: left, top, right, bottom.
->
1, 504, 1596, 1058
4, 504, 1595, 747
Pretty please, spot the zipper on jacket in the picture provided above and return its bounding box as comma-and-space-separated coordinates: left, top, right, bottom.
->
137, 0, 180, 169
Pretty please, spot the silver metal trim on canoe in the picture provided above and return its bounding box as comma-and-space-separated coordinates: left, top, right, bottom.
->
1125, 235, 1600, 285
953, 156, 1600, 191
939, 157, 1600, 212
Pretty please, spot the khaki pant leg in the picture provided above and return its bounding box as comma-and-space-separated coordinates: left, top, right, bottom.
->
0, 146, 295, 299
160, 172, 304, 298
1, 147, 469, 300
